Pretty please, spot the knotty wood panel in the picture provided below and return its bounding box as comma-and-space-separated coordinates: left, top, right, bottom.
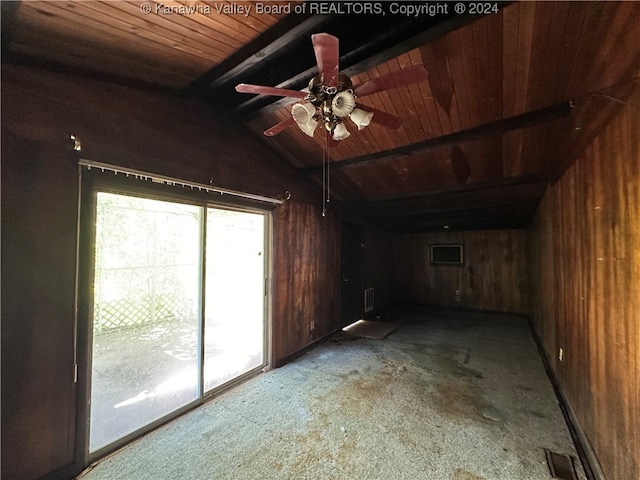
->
1, 64, 332, 479
392, 230, 527, 314
528, 90, 639, 480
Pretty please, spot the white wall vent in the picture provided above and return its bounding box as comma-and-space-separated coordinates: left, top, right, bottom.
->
364, 288, 374, 313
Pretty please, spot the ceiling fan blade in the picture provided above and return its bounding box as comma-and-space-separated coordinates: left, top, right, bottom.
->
354, 65, 428, 97
263, 117, 296, 136
235, 83, 307, 99
356, 103, 403, 130
312, 33, 339, 88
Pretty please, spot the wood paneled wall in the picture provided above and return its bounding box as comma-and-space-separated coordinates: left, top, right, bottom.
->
1, 65, 338, 480
528, 94, 639, 480
1, 131, 79, 480
271, 207, 395, 365
273, 201, 341, 364
392, 230, 528, 314
0, 65, 314, 204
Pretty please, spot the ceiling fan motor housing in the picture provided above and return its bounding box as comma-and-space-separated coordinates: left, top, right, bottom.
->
307, 72, 356, 132
307, 73, 353, 101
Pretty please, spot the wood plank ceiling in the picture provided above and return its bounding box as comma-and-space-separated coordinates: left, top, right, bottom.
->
3, 1, 639, 232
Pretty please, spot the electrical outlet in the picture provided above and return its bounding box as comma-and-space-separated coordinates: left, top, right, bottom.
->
455, 289, 461, 296
455, 294, 460, 302
310, 320, 315, 330
558, 348, 564, 362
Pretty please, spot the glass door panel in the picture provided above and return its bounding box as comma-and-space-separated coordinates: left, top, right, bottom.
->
90, 192, 202, 452
204, 208, 265, 392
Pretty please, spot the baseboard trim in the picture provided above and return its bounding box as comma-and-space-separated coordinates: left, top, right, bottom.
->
274, 328, 340, 368
527, 319, 606, 480
37, 462, 78, 480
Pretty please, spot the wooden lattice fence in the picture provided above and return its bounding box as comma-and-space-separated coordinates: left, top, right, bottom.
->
94, 295, 176, 333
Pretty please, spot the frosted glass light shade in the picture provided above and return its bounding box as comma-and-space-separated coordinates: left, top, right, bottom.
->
332, 122, 350, 141
331, 91, 356, 117
297, 119, 318, 137
349, 108, 374, 130
292, 103, 318, 137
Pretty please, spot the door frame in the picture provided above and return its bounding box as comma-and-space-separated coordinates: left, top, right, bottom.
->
340, 222, 364, 327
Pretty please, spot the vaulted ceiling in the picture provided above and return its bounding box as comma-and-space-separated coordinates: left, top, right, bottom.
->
3, 1, 639, 232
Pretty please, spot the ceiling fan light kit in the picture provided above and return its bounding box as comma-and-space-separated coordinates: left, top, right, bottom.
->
286, 83, 372, 139
300, 72, 358, 140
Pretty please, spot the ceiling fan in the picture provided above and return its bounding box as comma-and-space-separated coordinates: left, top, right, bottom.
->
235, 33, 428, 141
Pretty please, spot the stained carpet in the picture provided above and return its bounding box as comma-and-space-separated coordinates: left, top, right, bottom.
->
78, 305, 586, 480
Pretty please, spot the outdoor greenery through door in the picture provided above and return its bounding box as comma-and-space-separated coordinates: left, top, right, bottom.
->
90, 192, 267, 454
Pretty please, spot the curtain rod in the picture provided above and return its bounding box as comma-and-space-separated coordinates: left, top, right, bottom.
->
78, 159, 283, 205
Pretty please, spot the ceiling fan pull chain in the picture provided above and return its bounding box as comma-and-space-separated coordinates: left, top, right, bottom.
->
327, 171, 331, 203
322, 131, 327, 217
327, 146, 331, 204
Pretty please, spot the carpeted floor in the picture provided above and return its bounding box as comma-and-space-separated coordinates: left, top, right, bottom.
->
78, 305, 586, 480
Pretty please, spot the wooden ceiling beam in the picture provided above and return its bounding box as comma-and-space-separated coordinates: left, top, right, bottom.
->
183, 14, 329, 96
355, 173, 547, 204
382, 218, 532, 233
301, 101, 574, 176
355, 184, 547, 218
366, 199, 540, 218
376, 202, 538, 232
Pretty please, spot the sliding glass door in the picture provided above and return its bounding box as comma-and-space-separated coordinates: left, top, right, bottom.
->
88, 191, 268, 456
204, 209, 265, 392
